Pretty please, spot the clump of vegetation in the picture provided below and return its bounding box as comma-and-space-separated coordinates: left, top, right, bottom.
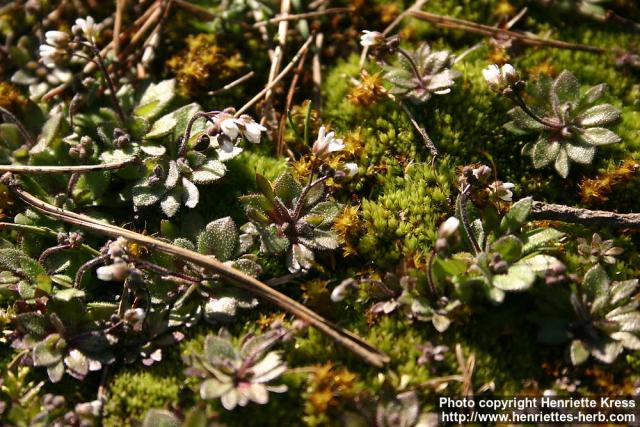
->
0, 1, 639, 425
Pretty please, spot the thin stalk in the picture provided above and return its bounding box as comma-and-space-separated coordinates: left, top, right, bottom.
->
0, 107, 36, 147
397, 48, 425, 89
91, 45, 127, 124
458, 186, 481, 255
135, 259, 202, 284
180, 111, 216, 157
6, 181, 389, 367
0, 222, 100, 256
293, 173, 327, 220
426, 249, 438, 297
38, 243, 71, 265
396, 98, 439, 159
75, 254, 110, 288
509, 90, 560, 129
0, 158, 137, 174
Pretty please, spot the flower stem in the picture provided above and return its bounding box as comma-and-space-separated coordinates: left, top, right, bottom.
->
510, 89, 560, 129
458, 186, 481, 255
180, 111, 216, 158
88, 44, 127, 124
397, 48, 425, 89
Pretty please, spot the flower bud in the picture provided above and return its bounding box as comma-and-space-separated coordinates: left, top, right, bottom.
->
45, 31, 71, 48
500, 63, 519, 86
438, 216, 460, 239
482, 64, 502, 92
360, 30, 385, 48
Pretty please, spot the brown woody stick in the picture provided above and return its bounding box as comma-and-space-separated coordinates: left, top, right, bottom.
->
531, 201, 640, 229
0, 158, 137, 174
409, 10, 606, 54
5, 180, 389, 368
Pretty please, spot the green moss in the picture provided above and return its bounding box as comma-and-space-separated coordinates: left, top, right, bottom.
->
359, 161, 454, 267
103, 353, 184, 427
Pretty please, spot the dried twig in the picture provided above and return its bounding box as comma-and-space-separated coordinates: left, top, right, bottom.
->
172, 0, 216, 20
208, 71, 255, 95
409, 10, 606, 54
4, 180, 389, 368
0, 158, 137, 174
312, 33, 324, 112
114, 0, 125, 57
253, 7, 353, 27
262, 0, 292, 122
235, 35, 314, 117
531, 201, 640, 229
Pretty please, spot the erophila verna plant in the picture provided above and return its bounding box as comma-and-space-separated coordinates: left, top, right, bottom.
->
2, 1, 640, 425
484, 64, 622, 177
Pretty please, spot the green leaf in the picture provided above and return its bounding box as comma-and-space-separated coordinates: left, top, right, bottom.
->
53, 288, 85, 302
256, 224, 290, 254
132, 184, 164, 208
577, 127, 621, 146
611, 332, 640, 350
307, 201, 341, 226
256, 173, 275, 199
591, 340, 622, 364
272, 172, 302, 207
204, 335, 237, 362
500, 197, 532, 233
611, 279, 639, 305
581, 83, 606, 105
33, 334, 64, 366
518, 254, 561, 273
197, 217, 238, 261
192, 160, 226, 184
522, 228, 564, 254
200, 378, 231, 400
565, 142, 595, 164
432, 314, 451, 332
583, 264, 609, 300
570, 339, 589, 365
30, 112, 64, 154
492, 264, 536, 291
575, 104, 620, 127
551, 70, 580, 108
161, 189, 182, 217
554, 147, 570, 178
182, 178, 200, 209
491, 235, 523, 263
134, 79, 176, 120
532, 136, 559, 168
15, 312, 48, 338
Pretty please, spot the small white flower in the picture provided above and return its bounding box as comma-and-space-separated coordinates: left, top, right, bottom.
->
342, 162, 359, 178
72, 16, 97, 42
44, 30, 70, 48
124, 307, 146, 331
500, 63, 519, 85
238, 115, 267, 144
39, 44, 65, 68
220, 117, 240, 140
360, 30, 385, 48
312, 126, 344, 157
215, 134, 236, 153
482, 64, 502, 92
438, 216, 460, 239
75, 400, 102, 418
96, 261, 129, 282
330, 278, 356, 302
488, 181, 515, 202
